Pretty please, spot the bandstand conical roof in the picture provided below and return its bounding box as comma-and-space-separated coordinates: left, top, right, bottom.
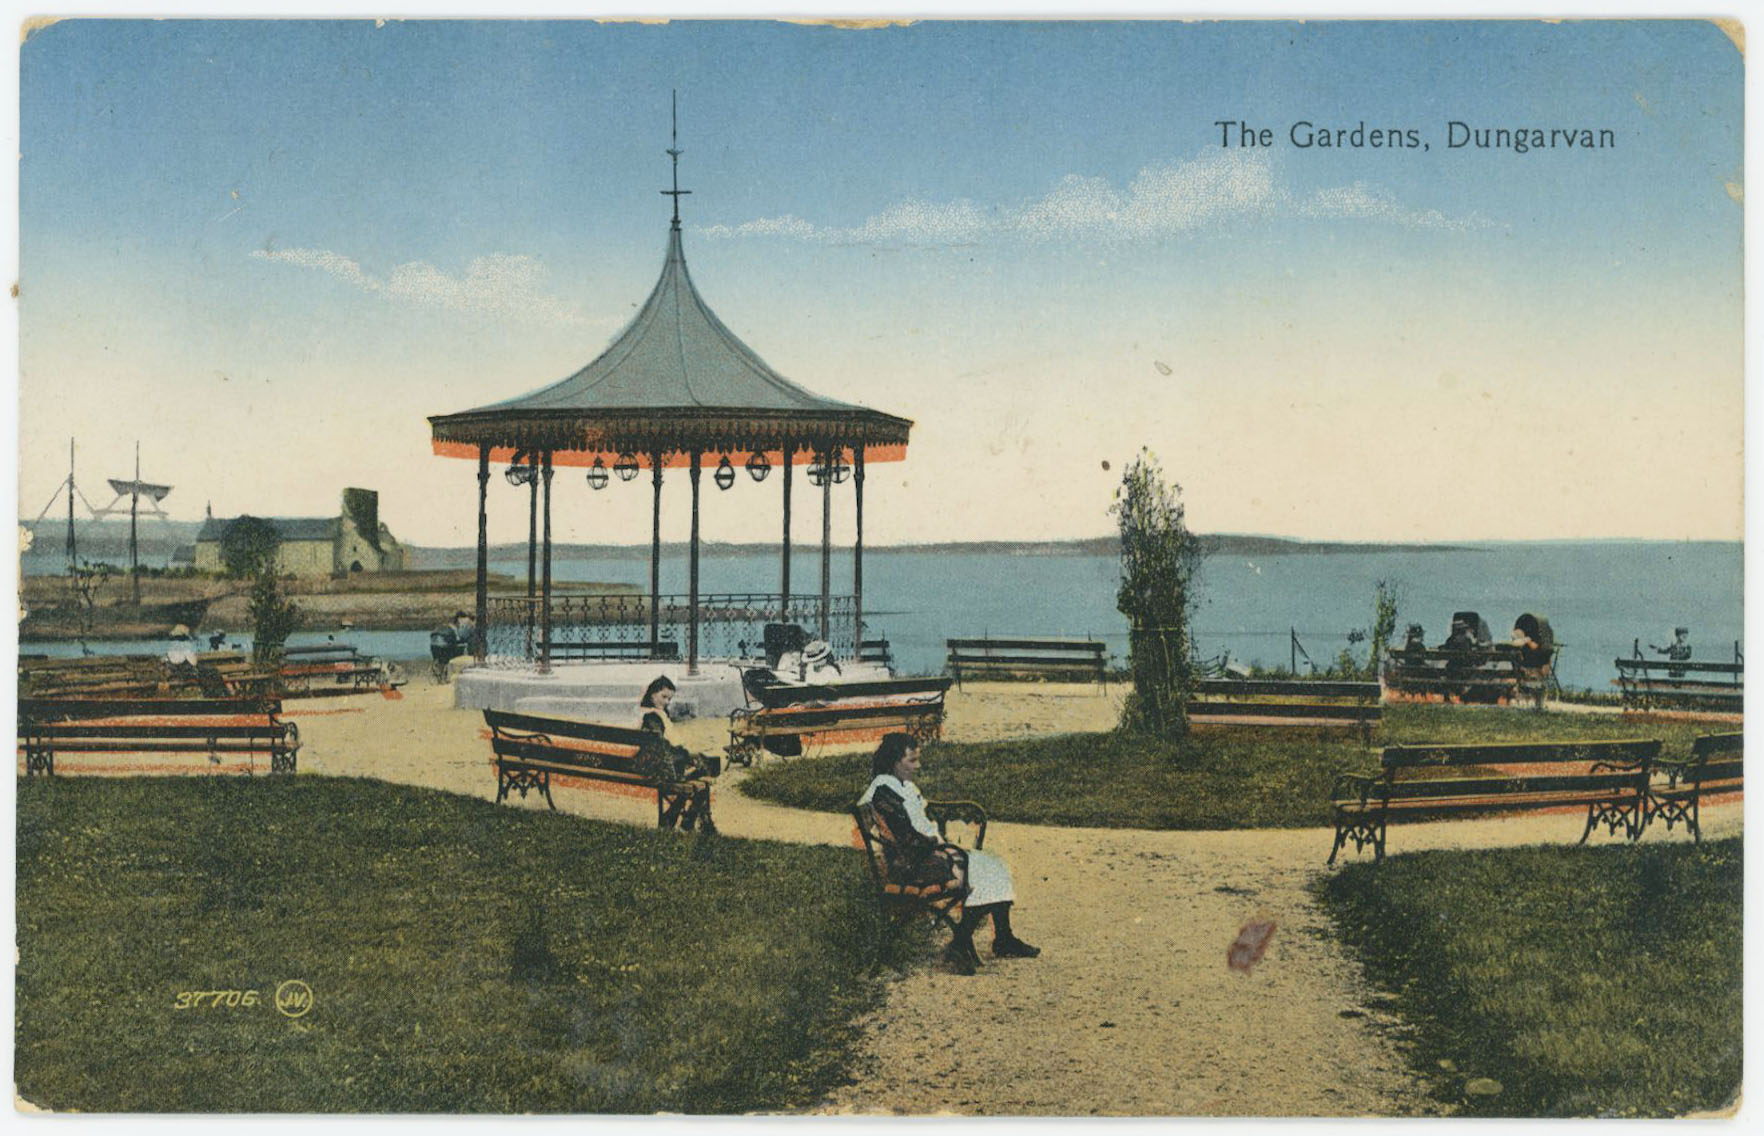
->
430, 226, 912, 467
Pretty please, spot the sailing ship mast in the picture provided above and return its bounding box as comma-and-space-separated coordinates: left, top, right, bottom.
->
94, 442, 173, 606
65, 439, 77, 574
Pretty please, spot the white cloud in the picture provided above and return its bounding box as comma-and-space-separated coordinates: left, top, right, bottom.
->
249, 247, 380, 291
250, 247, 586, 325
1299, 181, 1484, 231
700, 149, 1483, 247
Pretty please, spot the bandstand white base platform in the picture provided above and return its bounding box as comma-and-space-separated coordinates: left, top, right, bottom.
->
451, 659, 897, 725
453, 660, 749, 724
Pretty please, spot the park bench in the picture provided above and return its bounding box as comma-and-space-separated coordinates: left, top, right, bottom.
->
281, 643, 370, 664
18, 695, 299, 777
19, 655, 167, 698
858, 639, 894, 668
188, 647, 401, 699
1189, 678, 1382, 740
1381, 647, 1531, 705
276, 658, 403, 697
538, 639, 681, 661
851, 796, 987, 960
945, 636, 1107, 687
1644, 732, 1742, 843
1328, 738, 1662, 864
726, 676, 953, 766
483, 708, 719, 831
1614, 653, 1743, 715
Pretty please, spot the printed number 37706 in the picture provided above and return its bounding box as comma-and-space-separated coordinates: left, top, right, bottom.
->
173, 990, 261, 1009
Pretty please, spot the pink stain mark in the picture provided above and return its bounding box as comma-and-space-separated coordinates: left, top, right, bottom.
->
1227, 918, 1277, 973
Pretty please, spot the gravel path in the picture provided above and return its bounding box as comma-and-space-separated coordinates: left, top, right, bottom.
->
291, 679, 1741, 1117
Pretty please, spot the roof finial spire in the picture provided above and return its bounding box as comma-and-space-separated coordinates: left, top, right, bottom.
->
662, 89, 691, 231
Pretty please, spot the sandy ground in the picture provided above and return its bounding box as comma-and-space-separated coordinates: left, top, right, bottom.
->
284, 678, 1741, 1117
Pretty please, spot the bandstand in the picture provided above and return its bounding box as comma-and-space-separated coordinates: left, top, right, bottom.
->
427, 123, 912, 718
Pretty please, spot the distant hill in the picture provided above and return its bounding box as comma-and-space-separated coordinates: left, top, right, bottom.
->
19, 519, 205, 566
399, 533, 1478, 569
17, 520, 1480, 575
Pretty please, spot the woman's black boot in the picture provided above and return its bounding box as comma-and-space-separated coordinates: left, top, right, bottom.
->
991, 903, 1040, 958
944, 908, 985, 975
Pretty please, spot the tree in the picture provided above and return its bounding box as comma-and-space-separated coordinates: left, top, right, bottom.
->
70, 559, 112, 641
219, 515, 281, 579
1367, 578, 1401, 681
1111, 450, 1205, 739
218, 516, 301, 662
246, 571, 301, 665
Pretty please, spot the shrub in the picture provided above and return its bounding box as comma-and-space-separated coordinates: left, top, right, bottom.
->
1110, 450, 1204, 739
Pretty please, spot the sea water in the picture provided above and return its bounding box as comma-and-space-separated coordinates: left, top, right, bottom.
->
20, 541, 1742, 693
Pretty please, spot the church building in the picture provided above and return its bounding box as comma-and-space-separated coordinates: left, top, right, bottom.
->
193, 488, 406, 577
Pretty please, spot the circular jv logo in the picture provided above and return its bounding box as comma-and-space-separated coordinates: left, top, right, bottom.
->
274, 979, 314, 1019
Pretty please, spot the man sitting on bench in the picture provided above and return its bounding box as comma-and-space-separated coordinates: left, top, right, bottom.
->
858, 733, 1038, 975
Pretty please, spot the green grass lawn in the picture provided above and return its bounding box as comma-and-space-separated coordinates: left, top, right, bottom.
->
16, 775, 892, 1113
740, 703, 1718, 830
1317, 839, 1742, 1117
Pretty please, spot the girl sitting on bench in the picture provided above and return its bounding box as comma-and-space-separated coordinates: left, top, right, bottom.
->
858, 732, 1038, 974
638, 676, 716, 833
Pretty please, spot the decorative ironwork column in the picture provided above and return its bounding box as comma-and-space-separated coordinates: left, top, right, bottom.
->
539, 450, 554, 675
650, 450, 664, 656
474, 444, 490, 660
688, 449, 702, 674
525, 452, 538, 658
526, 454, 538, 595
780, 440, 793, 619
853, 444, 865, 659
819, 446, 833, 640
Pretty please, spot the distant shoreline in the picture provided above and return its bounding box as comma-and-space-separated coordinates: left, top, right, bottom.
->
402, 534, 1489, 567
19, 522, 1741, 575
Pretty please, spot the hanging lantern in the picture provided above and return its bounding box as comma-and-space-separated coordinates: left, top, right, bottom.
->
505, 460, 535, 486
746, 452, 772, 483
714, 454, 736, 491
586, 458, 610, 491
831, 459, 851, 485
614, 452, 640, 482
806, 460, 827, 488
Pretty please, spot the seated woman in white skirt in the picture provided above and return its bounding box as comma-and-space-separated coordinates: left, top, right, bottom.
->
858, 733, 1039, 974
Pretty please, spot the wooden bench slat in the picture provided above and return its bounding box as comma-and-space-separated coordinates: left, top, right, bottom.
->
1615, 681, 1745, 696
20, 697, 282, 719
25, 739, 292, 755
945, 638, 1105, 653
492, 750, 654, 785
1190, 700, 1382, 721
1388, 648, 1521, 663
1340, 771, 1647, 803
491, 736, 641, 766
753, 676, 952, 709
1615, 659, 1744, 675
947, 653, 1105, 667
743, 703, 943, 729
1381, 740, 1660, 766
25, 721, 290, 738
485, 708, 650, 747
1194, 680, 1379, 699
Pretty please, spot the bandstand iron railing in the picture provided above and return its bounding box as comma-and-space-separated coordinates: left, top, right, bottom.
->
483, 592, 858, 670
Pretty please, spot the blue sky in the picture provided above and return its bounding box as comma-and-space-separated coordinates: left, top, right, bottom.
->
17, 18, 1743, 546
